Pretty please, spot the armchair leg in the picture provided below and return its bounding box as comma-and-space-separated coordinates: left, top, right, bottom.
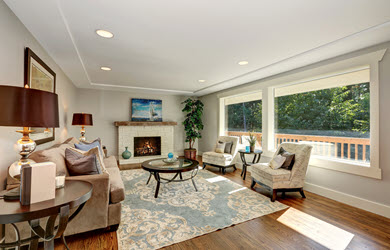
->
232, 164, 237, 170
271, 190, 277, 202
299, 188, 306, 198
250, 178, 256, 189
203, 163, 206, 169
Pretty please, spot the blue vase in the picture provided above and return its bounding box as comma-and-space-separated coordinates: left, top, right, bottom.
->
122, 147, 132, 159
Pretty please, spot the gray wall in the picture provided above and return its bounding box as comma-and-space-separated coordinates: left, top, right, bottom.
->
75, 88, 190, 157
199, 42, 390, 207
0, 1, 79, 190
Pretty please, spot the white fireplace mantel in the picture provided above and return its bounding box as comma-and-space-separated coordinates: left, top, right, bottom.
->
115, 121, 177, 165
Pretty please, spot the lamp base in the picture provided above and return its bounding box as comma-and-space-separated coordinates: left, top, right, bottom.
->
79, 127, 87, 142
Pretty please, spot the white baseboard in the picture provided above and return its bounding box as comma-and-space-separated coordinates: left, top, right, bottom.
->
304, 182, 390, 219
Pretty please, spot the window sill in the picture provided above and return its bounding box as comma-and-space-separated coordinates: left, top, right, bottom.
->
262, 150, 382, 179
309, 156, 382, 179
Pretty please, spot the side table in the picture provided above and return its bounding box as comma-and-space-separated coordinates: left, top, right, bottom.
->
0, 180, 92, 250
239, 149, 263, 180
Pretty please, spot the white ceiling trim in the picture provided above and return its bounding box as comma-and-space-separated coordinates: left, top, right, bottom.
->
195, 21, 390, 96
90, 82, 193, 94
5, 1, 390, 97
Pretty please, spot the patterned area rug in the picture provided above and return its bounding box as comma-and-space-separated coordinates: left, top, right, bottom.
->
118, 169, 288, 249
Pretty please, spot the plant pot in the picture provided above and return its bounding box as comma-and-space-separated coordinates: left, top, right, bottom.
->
250, 146, 255, 153
184, 148, 197, 160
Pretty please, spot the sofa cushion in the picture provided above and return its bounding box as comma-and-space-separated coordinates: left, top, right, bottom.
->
203, 151, 233, 166
103, 156, 118, 169
68, 147, 108, 174
65, 148, 101, 176
75, 138, 104, 158
106, 167, 125, 203
251, 163, 291, 182
29, 144, 71, 176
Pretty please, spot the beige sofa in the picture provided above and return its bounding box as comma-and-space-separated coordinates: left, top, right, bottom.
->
5, 137, 125, 239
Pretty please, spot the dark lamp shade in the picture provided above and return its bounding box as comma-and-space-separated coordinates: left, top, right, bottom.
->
72, 113, 93, 126
0, 85, 59, 128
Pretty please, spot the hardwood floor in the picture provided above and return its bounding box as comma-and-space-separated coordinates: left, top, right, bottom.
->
52, 158, 390, 250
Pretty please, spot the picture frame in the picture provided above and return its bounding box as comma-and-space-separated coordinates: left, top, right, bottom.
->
24, 47, 57, 145
131, 98, 162, 122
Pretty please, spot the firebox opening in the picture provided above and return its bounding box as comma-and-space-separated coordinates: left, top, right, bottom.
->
134, 136, 161, 157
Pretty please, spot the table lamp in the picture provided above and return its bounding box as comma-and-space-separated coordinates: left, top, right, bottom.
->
0, 85, 59, 189
72, 113, 93, 141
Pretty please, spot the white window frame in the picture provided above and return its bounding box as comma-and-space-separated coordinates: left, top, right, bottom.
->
262, 49, 385, 179
219, 49, 385, 179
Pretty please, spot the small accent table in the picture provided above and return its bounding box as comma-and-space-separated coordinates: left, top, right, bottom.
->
142, 158, 199, 198
0, 180, 92, 250
239, 149, 263, 180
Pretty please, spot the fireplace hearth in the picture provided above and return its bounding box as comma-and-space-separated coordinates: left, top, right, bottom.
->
134, 136, 161, 157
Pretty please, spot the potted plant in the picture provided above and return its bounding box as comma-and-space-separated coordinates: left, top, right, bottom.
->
246, 132, 257, 152
182, 98, 204, 160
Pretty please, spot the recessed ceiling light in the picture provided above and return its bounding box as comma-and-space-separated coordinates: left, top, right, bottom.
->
198, 80, 206, 83
96, 29, 114, 38
100, 66, 111, 71
238, 61, 249, 65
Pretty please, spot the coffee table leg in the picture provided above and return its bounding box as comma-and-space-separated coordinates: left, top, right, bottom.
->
146, 172, 152, 184
154, 173, 161, 198
179, 172, 183, 180
191, 178, 198, 192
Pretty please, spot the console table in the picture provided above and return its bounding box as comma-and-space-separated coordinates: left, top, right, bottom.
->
0, 180, 92, 250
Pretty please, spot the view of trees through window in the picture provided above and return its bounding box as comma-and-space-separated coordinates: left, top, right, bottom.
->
275, 82, 370, 162
226, 99, 262, 132
225, 82, 370, 163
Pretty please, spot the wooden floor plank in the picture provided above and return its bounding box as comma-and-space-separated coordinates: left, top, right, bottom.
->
52, 157, 390, 249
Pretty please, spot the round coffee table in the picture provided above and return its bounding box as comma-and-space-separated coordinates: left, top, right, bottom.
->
142, 158, 199, 198
0, 180, 92, 250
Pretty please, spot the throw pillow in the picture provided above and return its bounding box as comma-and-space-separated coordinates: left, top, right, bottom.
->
278, 147, 295, 170
215, 141, 226, 153
68, 146, 108, 174
269, 154, 287, 170
65, 149, 100, 176
223, 141, 233, 154
75, 138, 104, 157
29, 144, 71, 176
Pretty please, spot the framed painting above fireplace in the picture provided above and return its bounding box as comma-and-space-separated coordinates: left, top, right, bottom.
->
131, 98, 162, 122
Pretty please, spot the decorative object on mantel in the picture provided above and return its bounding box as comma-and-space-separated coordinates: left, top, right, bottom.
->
114, 121, 177, 126
72, 113, 93, 141
24, 47, 57, 145
182, 98, 204, 160
0, 85, 59, 199
131, 98, 162, 122
122, 147, 132, 159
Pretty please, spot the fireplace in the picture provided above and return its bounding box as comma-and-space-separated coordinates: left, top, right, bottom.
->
134, 136, 161, 157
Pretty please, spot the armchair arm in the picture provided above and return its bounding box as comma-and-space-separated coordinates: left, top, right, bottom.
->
64, 173, 110, 234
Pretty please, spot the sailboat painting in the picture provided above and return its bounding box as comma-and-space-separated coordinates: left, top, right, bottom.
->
131, 98, 162, 122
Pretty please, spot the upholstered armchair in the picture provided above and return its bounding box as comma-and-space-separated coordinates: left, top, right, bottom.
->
250, 142, 313, 202
202, 136, 239, 174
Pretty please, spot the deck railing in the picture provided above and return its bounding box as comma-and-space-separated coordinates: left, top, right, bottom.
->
226, 131, 370, 162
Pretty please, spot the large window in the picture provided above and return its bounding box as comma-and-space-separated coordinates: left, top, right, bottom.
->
223, 92, 262, 147
274, 69, 370, 163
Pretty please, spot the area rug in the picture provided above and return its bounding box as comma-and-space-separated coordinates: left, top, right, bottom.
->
118, 169, 288, 249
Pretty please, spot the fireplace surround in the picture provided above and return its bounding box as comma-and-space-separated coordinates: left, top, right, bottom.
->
115, 121, 177, 165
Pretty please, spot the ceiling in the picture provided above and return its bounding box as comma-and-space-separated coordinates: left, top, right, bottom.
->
5, 0, 390, 96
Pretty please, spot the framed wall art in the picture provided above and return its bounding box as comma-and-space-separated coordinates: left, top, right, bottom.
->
24, 47, 57, 145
